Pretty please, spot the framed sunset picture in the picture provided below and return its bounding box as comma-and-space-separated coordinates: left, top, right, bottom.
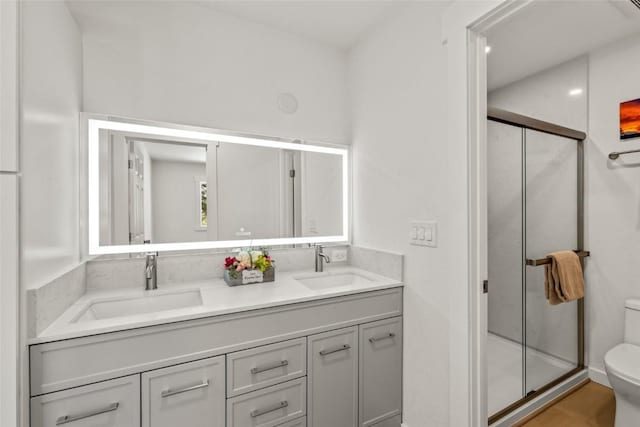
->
621, 98, 640, 140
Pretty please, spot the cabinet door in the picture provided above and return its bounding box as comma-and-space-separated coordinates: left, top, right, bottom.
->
359, 317, 402, 427
308, 326, 358, 427
142, 356, 225, 427
30, 375, 140, 427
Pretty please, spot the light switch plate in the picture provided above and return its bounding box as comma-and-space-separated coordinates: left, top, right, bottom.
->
331, 249, 348, 262
410, 221, 438, 247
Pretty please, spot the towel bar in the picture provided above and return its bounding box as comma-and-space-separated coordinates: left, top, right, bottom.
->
526, 250, 590, 267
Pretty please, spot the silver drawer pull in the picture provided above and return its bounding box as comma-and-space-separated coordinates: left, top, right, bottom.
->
369, 332, 396, 343
56, 402, 119, 425
250, 400, 289, 418
161, 380, 210, 398
319, 344, 351, 356
251, 360, 289, 375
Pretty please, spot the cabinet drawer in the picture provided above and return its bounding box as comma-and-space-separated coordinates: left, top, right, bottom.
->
142, 356, 225, 427
227, 338, 306, 397
308, 326, 358, 427
276, 416, 306, 427
227, 377, 306, 427
359, 317, 402, 427
30, 375, 140, 427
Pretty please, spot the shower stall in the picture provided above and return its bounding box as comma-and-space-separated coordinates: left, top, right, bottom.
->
486, 108, 588, 422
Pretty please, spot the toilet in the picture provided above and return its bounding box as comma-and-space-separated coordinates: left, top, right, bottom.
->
605, 299, 640, 427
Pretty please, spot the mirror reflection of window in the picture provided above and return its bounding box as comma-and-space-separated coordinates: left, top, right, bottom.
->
199, 181, 208, 228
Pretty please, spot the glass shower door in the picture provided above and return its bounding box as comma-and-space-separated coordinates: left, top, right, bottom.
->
487, 120, 525, 416
524, 129, 579, 394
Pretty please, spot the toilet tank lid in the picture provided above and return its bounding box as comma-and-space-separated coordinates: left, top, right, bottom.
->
625, 299, 640, 311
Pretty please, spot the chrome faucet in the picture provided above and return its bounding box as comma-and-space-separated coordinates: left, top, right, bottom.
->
315, 245, 331, 273
145, 252, 158, 290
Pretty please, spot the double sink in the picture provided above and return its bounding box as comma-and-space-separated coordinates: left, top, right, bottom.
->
72, 271, 374, 323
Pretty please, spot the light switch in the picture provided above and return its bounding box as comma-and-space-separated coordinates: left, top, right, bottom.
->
410, 220, 438, 247
410, 227, 418, 240
425, 228, 433, 241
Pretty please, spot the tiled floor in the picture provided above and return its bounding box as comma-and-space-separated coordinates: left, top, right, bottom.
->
520, 382, 615, 426
488, 333, 574, 416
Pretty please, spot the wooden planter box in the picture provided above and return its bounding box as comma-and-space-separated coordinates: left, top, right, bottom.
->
224, 267, 275, 286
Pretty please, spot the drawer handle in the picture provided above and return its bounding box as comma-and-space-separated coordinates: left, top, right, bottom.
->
369, 332, 396, 343
161, 380, 210, 398
251, 360, 289, 375
250, 400, 289, 418
56, 402, 119, 425
319, 344, 351, 356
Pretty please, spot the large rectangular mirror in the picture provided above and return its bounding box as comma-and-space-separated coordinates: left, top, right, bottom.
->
87, 116, 349, 254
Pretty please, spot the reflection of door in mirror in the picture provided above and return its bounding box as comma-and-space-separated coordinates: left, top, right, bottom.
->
128, 142, 146, 244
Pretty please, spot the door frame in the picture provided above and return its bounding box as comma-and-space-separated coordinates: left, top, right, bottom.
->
442, 1, 533, 425
0, 1, 21, 427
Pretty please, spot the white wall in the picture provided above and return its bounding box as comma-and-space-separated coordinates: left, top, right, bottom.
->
349, 3, 450, 425
152, 160, 207, 243
586, 32, 640, 384
20, 2, 82, 289
79, 1, 349, 145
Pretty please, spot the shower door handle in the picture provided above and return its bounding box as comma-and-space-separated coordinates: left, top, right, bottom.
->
483, 280, 488, 294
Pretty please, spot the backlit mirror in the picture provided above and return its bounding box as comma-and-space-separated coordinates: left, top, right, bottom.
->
88, 116, 349, 254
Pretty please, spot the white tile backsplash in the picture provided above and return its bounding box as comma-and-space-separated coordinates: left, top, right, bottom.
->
86, 246, 351, 290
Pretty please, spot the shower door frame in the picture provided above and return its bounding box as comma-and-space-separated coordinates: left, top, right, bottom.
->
486, 107, 587, 424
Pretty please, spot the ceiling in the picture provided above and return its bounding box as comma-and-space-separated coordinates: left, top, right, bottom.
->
486, 0, 640, 91
203, 1, 404, 50
67, 0, 405, 51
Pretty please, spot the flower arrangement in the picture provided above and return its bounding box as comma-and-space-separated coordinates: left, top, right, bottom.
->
224, 248, 274, 286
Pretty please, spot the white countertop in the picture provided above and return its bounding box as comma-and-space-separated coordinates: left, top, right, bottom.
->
32, 267, 402, 345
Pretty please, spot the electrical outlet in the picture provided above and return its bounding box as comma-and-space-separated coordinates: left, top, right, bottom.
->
331, 249, 348, 262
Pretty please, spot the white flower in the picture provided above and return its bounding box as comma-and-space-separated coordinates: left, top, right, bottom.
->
250, 250, 263, 261
236, 251, 251, 264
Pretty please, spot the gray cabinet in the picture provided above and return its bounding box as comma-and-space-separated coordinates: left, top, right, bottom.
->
307, 326, 358, 427
142, 356, 225, 427
359, 317, 403, 427
29, 289, 404, 427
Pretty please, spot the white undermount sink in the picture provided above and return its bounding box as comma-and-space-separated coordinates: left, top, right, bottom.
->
294, 272, 374, 290
73, 289, 203, 323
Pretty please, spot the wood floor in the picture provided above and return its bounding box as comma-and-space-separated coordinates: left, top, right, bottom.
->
520, 382, 615, 426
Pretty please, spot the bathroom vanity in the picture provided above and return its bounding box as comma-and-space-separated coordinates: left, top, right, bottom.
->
27, 82, 403, 427
28, 268, 403, 427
